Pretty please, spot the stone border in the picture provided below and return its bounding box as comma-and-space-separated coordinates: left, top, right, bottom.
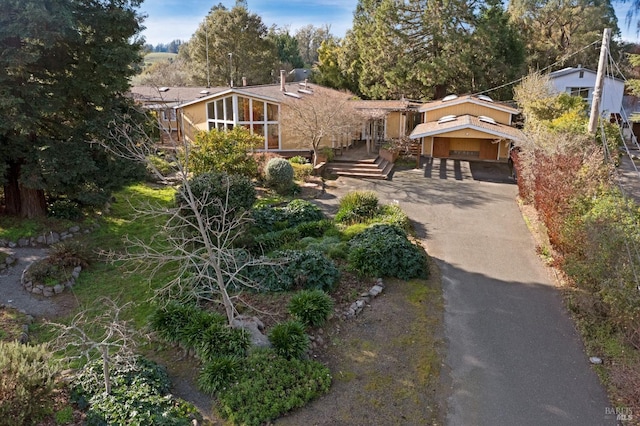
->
0, 303, 35, 344
342, 278, 385, 320
0, 224, 97, 248
22, 264, 82, 297
0, 254, 17, 273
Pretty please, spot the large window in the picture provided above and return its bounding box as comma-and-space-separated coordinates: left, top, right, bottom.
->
568, 87, 590, 100
206, 95, 280, 150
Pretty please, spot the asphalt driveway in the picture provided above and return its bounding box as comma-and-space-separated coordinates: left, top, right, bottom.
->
316, 159, 615, 426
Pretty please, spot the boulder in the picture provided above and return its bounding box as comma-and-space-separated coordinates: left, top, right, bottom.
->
232, 315, 271, 348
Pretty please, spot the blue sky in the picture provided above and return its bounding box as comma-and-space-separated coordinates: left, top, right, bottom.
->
139, 0, 638, 46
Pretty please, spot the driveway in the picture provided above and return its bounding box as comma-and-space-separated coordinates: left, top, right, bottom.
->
316, 159, 614, 425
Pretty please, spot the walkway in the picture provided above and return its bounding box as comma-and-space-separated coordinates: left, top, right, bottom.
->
315, 161, 614, 425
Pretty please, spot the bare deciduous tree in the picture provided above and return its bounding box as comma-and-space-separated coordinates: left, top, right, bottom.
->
281, 86, 364, 165
47, 298, 141, 395
101, 106, 278, 326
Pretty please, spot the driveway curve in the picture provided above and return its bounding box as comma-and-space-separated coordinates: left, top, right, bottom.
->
315, 161, 614, 426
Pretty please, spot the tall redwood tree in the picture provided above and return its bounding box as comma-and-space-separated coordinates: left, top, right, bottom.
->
0, 0, 145, 218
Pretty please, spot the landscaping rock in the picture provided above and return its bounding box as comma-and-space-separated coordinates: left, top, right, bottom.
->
43, 287, 54, 297
45, 232, 60, 245
232, 315, 271, 348
18, 238, 29, 247
71, 266, 82, 278
5, 256, 16, 266
69, 225, 80, 233
53, 284, 64, 294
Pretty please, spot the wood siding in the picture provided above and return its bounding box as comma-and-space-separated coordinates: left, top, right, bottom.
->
425, 105, 511, 125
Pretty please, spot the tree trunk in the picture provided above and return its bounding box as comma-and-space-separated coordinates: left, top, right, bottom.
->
102, 349, 111, 395
2, 160, 46, 218
3, 162, 22, 215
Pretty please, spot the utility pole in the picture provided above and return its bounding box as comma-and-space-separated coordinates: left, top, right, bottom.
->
588, 28, 611, 134
228, 53, 233, 87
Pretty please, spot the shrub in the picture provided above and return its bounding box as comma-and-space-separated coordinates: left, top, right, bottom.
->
254, 227, 302, 253
0, 342, 58, 425
251, 205, 290, 233
284, 199, 325, 226
187, 127, 261, 178
150, 303, 226, 346
348, 224, 428, 280
288, 289, 334, 327
277, 250, 341, 292
175, 171, 255, 221
288, 156, 309, 165
48, 199, 83, 220
265, 158, 294, 194
195, 324, 250, 361
291, 163, 313, 181
374, 204, 411, 231
198, 355, 243, 395
215, 348, 331, 425
49, 240, 92, 268
73, 356, 199, 426
268, 320, 309, 359
335, 191, 379, 224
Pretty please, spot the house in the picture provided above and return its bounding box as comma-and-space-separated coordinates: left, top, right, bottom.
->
130, 71, 357, 156
548, 66, 624, 118
409, 94, 524, 162
129, 86, 226, 142
352, 100, 422, 153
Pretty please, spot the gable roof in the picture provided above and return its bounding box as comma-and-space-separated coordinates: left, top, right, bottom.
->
409, 114, 525, 141
353, 99, 422, 111
549, 67, 624, 83
419, 95, 519, 115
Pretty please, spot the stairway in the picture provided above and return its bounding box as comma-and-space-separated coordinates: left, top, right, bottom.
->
325, 156, 394, 180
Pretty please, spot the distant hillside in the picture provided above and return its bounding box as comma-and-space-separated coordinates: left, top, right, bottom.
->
142, 52, 178, 69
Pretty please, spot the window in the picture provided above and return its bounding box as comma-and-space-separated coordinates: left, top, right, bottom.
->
238, 97, 250, 121
267, 124, 279, 149
253, 100, 264, 121
161, 109, 176, 121
568, 87, 590, 100
267, 103, 278, 121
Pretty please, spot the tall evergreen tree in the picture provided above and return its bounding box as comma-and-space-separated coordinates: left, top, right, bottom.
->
508, 0, 620, 70
186, 3, 278, 86
0, 0, 145, 218
267, 27, 304, 70
466, 0, 526, 99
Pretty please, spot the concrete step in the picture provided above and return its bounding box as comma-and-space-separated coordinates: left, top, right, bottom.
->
325, 157, 393, 180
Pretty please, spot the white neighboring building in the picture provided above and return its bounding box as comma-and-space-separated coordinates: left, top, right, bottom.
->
549, 66, 624, 118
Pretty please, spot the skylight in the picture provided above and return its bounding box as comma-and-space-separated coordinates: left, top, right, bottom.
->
437, 115, 457, 124
199, 90, 210, 95
284, 92, 302, 99
478, 116, 497, 124
442, 94, 458, 101
158, 87, 170, 92
298, 89, 313, 95
477, 94, 494, 102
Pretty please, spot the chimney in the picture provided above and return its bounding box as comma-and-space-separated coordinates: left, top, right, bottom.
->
304, 78, 308, 89
280, 70, 286, 91
242, 76, 247, 87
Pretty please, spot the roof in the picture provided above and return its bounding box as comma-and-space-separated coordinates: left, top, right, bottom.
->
549, 67, 624, 83
409, 114, 525, 141
419, 95, 519, 115
174, 81, 352, 108
128, 86, 228, 104
353, 99, 422, 111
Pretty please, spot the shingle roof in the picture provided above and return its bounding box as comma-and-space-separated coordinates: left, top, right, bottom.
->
409, 114, 524, 141
548, 67, 624, 82
128, 86, 228, 104
352, 100, 422, 111
419, 95, 519, 115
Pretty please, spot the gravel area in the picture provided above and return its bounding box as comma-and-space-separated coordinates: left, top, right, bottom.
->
0, 246, 76, 318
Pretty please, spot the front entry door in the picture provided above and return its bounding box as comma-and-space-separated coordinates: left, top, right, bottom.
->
433, 137, 450, 158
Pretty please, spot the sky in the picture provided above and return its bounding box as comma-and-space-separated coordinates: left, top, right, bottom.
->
139, 0, 639, 47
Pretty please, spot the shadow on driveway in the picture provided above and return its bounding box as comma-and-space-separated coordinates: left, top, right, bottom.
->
420, 157, 515, 184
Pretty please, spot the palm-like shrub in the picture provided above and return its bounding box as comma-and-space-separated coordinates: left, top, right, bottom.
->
268, 320, 309, 359
335, 191, 379, 224
198, 355, 243, 395
288, 289, 334, 327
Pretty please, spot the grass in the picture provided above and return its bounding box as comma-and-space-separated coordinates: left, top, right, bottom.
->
141, 52, 177, 69
0, 307, 28, 342
0, 215, 76, 241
